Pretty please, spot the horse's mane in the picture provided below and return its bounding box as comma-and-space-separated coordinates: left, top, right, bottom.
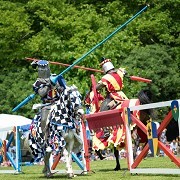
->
137, 89, 152, 104
137, 89, 155, 120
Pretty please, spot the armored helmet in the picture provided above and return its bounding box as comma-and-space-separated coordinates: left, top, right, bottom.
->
31, 60, 51, 78
100, 57, 115, 74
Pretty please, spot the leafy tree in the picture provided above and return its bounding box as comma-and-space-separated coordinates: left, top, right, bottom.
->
123, 44, 180, 101
0, 0, 32, 65
0, 0, 179, 118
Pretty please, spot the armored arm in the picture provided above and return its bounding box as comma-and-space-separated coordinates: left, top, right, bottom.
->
33, 78, 51, 98
96, 81, 105, 91
38, 85, 50, 97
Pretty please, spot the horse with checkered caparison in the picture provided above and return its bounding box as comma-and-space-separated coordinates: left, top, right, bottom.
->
28, 85, 84, 178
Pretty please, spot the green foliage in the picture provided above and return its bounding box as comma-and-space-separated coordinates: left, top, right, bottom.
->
0, 0, 179, 118
123, 44, 180, 102
0, 0, 32, 63
0, 66, 38, 118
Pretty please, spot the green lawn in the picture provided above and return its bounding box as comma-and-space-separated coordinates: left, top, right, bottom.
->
0, 157, 179, 180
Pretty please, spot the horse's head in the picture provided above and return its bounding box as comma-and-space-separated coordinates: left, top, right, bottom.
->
66, 85, 84, 120
137, 89, 156, 122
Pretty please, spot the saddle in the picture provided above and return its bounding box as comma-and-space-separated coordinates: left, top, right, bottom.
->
100, 98, 120, 111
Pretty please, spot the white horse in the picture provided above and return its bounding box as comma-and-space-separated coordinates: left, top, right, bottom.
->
28, 85, 84, 178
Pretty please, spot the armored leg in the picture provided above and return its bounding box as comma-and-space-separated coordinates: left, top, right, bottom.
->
41, 106, 50, 133
41, 106, 51, 148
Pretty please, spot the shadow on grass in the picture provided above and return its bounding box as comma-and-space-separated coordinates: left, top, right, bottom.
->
37, 173, 93, 179
98, 167, 128, 172
38, 174, 68, 179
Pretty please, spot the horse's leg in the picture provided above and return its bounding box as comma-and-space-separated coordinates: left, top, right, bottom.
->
63, 148, 75, 178
63, 130, 76, 178
41, 107, 50, 140
114, 147, 121, 171
40, 107, 52, 176
43, 150, 54, 178
95, 150, 106, 160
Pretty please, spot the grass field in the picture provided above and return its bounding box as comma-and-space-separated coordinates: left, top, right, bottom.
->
0, 157, 179, 180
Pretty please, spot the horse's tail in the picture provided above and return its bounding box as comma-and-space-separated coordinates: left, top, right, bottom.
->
137, 89, 155, 119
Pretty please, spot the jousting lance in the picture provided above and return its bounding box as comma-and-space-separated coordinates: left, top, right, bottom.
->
12, 5, 149, 112
26, 57, 152, 83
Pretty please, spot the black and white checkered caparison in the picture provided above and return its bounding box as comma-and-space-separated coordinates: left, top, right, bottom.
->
28, 114, 45, 162
28, 86, 82, 162
48, 87, 82, 146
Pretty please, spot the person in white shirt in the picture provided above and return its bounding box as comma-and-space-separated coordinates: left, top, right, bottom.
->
170, 139, 178, 155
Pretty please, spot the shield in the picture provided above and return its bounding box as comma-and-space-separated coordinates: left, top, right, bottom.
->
147, 121, 158, 157
123, 107, 131, 126
171, 100, 179, 121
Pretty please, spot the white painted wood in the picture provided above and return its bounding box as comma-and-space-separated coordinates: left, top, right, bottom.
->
130, 100, 180, 111
129, 99, 180, 175
130, 168, 180, 175
51, 169, 84, 174
0, 170, 17, 174
125, 123, 134, 169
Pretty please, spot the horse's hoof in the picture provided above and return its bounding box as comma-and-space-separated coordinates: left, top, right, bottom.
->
114, 166, 121, 171
100, 156, 106, 160
67, 173, 77, 178
45, 173, 53, 178
45, 172, 57, 178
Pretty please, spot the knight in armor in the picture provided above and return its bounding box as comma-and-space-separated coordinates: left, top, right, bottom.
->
84, 57, 128, 164
30, 60, 84, 177
96, 57, 128, 111
30, 60, 65, 177
31, 60, 64, 133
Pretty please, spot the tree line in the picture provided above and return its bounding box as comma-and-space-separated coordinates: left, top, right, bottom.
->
0, 0, 179, 119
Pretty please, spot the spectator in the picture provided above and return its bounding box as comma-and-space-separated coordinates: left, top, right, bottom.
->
170, 139, 178, 155
132, 127, 141, 159
0, 149, 11, 167
136, 146, 143, 156
160, 129, 167, 144
105, 148, 114, 160
165, 141, 170, 149
0, 151, 3, 165
8, 142, 16, 160
159, 129, 167, 156
119, 149, 126, 159
90, 151, 99, 161
176, 136, 180, 157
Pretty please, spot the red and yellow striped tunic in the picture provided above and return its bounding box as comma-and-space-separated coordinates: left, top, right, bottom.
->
99, 68, 128, 101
